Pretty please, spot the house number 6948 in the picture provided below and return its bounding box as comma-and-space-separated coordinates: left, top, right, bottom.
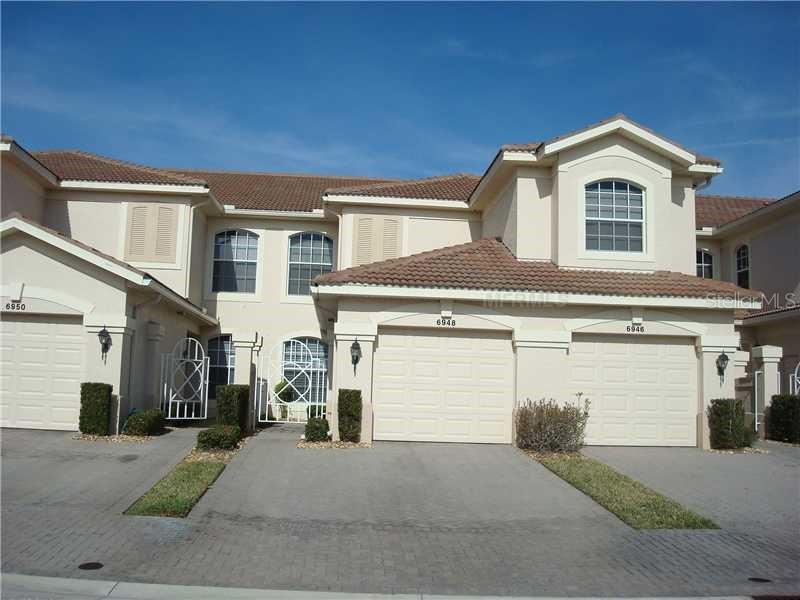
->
436, 318, 456, 327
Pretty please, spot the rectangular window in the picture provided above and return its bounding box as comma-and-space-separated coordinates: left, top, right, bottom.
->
585, 181, 644, 252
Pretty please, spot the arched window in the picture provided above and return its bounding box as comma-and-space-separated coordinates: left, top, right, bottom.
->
736, 245, 750, 288
585, 180, 644, 252
282, 337, 328, 412
212, 230, 258, 293
696, 250, 714, 279
208, 335, 235, 399
287, 232, 333, 295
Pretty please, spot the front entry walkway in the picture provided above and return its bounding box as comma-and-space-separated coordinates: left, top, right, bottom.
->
2, 426, 798, 596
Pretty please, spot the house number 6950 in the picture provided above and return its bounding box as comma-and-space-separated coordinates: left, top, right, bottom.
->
5, 302, 26, 311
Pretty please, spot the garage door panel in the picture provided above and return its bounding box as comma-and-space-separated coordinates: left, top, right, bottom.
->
571, 334, 697, 447
0, 315, 84, 430
373, 328, 513, 444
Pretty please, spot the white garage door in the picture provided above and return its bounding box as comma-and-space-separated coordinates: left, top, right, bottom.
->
569, 334, 698, 446
373, 328, 514, 443
0, 314, 85, 430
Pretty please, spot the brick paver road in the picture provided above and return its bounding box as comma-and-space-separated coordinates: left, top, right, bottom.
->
2, 425, 798, 596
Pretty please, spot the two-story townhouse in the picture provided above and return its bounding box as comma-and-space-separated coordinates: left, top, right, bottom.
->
695, 190, 800, 409
1, 115, 767, 449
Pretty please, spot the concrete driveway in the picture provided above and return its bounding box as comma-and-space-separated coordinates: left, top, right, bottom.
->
583, 441, 800, 539
194, 425, 621, 532
1, 428, 196, 513
2, 424, 798, 596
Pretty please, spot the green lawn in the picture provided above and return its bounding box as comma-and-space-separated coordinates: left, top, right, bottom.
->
126, 460, 225, 517
537, 454, 718, 530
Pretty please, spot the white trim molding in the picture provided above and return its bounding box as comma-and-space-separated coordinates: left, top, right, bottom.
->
313, 283, 761, 310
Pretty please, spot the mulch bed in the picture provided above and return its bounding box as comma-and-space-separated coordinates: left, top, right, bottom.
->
71, 432, 169, 444
297, 440, 372, 449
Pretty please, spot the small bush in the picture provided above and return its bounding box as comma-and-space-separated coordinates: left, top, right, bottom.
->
515, 397, 590, 453
707, 398, 754, 449
766, 394, 800, 443
305, 417, 330, 442
125, 409, 166, 436
338, 389, 362, 443
79, 382, 113, 435
197, 424, 242, 450
216, 384, 250, 431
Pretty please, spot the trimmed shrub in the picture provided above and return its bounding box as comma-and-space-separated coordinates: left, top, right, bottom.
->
766, 394, 800, 443
707, 398, 754, 449
125, 409, 166, 436
338, 389, 362, 443
216, 384, 250, 431
79, 382, 113, 435
197, 424, 242, 450
515, 397, 590, 453
305, 417, 330, 442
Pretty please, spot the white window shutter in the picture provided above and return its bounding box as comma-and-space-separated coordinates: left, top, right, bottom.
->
154, 205, 177, 261
126, 205, 150, 260
382, 217, 401, 260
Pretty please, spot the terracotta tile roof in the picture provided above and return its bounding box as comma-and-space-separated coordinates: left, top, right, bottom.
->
742, 304, 800, 321
695, 194, 776, 228
324, 173, 481, 202
695, 154, 722, 166
501, 142, 543, 152
33, 150, 206, 186
1, 134, 14, 143
167, 169, 394, 212
315, 237, 760, 301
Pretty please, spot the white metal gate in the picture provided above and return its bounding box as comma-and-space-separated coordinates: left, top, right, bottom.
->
160, 338, 209, 420
256, 338, 327, 423
790, 361, 800, 395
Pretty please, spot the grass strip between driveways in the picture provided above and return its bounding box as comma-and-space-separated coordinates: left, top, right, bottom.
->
125, 460, 225, 518
537, 454, 718, 530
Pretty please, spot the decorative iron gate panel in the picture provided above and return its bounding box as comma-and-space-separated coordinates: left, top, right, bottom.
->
257, 338, 327, 423
160, 338, 209, 420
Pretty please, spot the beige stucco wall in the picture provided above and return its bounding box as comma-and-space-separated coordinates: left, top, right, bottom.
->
187, 205, 208, 306
717, 211, 800, 303
44, 190, 195, 297
482, 179, 517, 253
1, 159, 47, 222
550, 134, 694, 273
329, 294, 740, 447
0, 233, 132, 425
203, 216, 337, 387
338, 205, 479, 269
740, 314, 800, 394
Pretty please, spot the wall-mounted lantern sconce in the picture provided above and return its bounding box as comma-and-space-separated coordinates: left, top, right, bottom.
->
350, 338, 362, 375
716, 351, 729, 378
98, 326, 112, 361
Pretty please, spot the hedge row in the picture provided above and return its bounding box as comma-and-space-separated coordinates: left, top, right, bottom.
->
338, 389, 362, 443
767, 394, 800, 443
79, 383, 113, 435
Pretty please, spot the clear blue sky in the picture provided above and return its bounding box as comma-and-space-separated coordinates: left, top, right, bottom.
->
2, 2, 798, 197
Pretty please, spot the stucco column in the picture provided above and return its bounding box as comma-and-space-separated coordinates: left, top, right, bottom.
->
513, 331, 571, 445
144, 322, 165, 411
84, 317, 135, 434
229, 332, 259, 426
332, 322, 377, 442
697, 336, 739, 450
513, 330, 571, 404
752, 345, 784, 438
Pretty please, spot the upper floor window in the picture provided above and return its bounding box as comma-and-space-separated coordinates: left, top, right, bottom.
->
696, 250, 714, 279
212, 230, 258, 293
585, 180, 644, 252
287, 232, 333, 295
736, 245, 750, 288
208, 335, 235, 399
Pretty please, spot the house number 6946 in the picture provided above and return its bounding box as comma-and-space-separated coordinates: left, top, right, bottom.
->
436, 318, 456, 327
626, 324, 645, 333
